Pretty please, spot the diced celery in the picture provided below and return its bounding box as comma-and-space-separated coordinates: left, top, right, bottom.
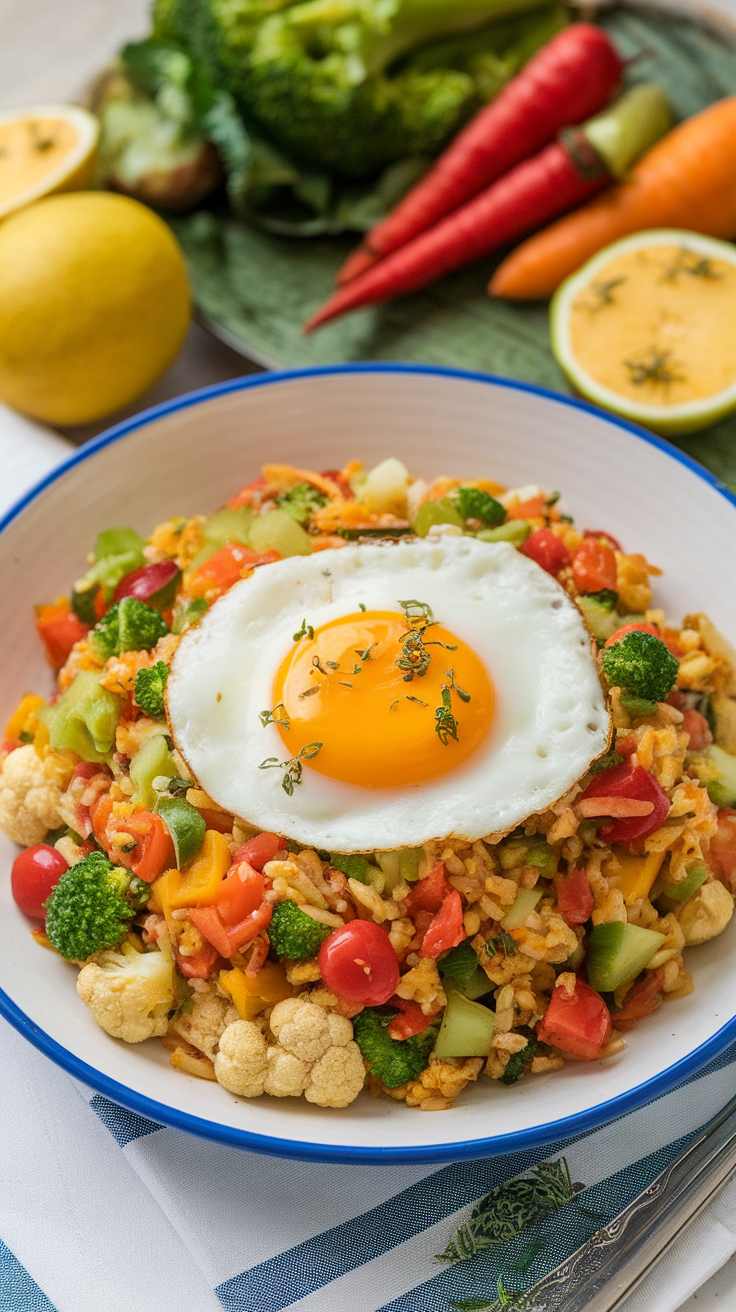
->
413, 499, 464, 538
476, 519, 530, 546
399, 847, 423, 882
706, 745, 736, 808
433, 986, 495, 1058
189, 507, 253, 569
363, 866, 386, 895
43, 671, 121, 763
502, 886, 543, 930
156, 796, 206, 868
587, 922, 665, 992
460, 968, 493, 1001
659, 862, 709, 903
130, 733, 176, 809
250, 508, 312, 557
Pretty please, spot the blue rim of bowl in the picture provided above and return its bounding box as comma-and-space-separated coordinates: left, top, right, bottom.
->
1, 361, 735, 1165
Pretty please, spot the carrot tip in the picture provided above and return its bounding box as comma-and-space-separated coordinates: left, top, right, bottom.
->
336, 246, 380, 286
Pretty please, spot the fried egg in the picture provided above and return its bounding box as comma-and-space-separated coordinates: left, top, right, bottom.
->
167, 538, 610, 851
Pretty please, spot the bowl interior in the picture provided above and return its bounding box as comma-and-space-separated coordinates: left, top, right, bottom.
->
2, 366, 735, 1162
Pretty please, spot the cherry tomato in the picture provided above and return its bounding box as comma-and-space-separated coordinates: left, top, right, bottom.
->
520, 528, 571, 577
233, 832, 281, 872
572, 538, 617, 594
555, 866, 594, 925
681, 708, 713, 752
421, 890, 465, 959
12, 844, 69, 920
319, 921, 399, 1005
113, 559, 180, 606
584, 529, 622, 552
536, 977, 611, 1060
579, 761, 670, 844
707, 808, 736, 890
611, 970, 664, 1031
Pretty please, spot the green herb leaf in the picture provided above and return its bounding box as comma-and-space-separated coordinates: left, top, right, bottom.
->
437, 1159, 576, 1262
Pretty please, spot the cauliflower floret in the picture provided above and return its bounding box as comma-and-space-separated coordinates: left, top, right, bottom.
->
171, 986, 239, 1061
77, 938, 175, 1043
0, 744, 63, 845
676, 881, 735, 945
215, 1020, 269, 1096
214, 999, 365, 1108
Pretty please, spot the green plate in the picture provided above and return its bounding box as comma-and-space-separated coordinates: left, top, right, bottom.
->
169, 3, 736, 483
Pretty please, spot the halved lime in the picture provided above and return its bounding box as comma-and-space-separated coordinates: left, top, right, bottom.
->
550, 229, 736, 436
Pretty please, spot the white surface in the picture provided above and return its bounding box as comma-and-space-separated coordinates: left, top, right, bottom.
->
168, 538, 608, 849
2, 368, 736, 1162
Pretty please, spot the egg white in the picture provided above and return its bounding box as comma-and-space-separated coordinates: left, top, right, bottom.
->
166, 538, 610, 850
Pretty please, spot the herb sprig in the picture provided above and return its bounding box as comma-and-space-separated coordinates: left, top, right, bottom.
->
259, 741, 322, 795
437, 1159, 577, 1263
260, 703, 290, 728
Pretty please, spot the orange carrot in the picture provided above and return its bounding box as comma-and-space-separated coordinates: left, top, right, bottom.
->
490, 96, 736, 300
336, 24, 624, 286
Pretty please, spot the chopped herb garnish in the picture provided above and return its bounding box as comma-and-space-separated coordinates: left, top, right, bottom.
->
312, 656, 327, 675
325, 660, 340, 671
499, 1038, 537, 1085
399, 599, 435, 627
397, 631, 431, 681
352, 663, 362, 675
581, 276, 626, 311
293, 619, 314, 641
662, 248, 722, 282
359, 602, 366, 612
355, 643, 374, 661
390, 699, 399, 711
486, 931, 518, 958
298, 686, 320, 699
260, 703, 291, 728
338, 681, 354, 689
435, 685, 459, 745
167, 775, 194, 796
445, 667, 471, 703
120, 840, 138, 853
259, 742, 323, 795
406, 695, 428, 706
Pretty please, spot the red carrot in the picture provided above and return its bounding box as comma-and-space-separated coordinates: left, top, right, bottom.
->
335, 23, 623, 287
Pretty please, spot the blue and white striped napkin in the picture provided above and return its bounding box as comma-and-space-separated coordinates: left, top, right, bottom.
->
1, 402, 736, 1312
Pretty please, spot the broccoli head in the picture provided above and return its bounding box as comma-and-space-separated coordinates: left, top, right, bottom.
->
276, 482, 328, 525
352, 1005, 434, 1087
45, 850, 151, 961
91, 597, 169, 660
453, 486, 505, 527
134, 661, 169, 720
268, 898, 331, 960
601, 631, 679, 704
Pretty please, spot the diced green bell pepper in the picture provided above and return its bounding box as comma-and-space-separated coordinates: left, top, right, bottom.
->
433, 985, 495, 1058
587, 921, 665, 992
43, 671, 121, 763
155, 796, 206, 868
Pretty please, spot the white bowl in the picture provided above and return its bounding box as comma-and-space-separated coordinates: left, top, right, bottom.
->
2, 364, 735, 1164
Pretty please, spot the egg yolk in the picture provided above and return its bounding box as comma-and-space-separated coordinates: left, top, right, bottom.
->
273, 610, 494, 789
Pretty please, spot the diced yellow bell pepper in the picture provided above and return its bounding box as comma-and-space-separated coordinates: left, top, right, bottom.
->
156, 830, 232, 913
219, 963, 293, 1021
5, 692, 45, 740
605, 847, 666, 905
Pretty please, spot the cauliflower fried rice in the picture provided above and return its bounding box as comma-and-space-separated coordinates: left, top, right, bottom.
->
3, 456, 736, 1113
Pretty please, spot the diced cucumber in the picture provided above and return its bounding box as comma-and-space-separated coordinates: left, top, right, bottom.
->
250, 508, 312, 557
375, 851, 401, 888
587, 921, 665, 992
577, 595, 621, 643
706, 744, 736, 808
189, 507, 253, 569
413, 498, 464, 537
502, 886, 543, 930
433, 986, 495, 1058
476, 519, 530, 546
460, 968, 494, 1001
659, 862, 709, 903
42, 671, 121, 764
130, 732, 176, 809
399, 847, 423, 882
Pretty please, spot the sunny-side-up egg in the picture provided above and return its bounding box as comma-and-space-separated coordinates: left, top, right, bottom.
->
166, 538, 610, 851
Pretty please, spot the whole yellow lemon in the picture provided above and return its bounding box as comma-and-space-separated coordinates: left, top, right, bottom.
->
0, 191, 191, 425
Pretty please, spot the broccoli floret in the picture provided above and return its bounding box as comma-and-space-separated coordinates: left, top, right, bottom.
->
45, 850, 151, 961
134, 661, 169, 720
499, 1037, 536, 1085
453, 486, 505, 527
601, 631, 679, 703
352, 1006, 434, 1088
276, 482, 327, 525
268, 899, 331, 960
91, 597, 169, 660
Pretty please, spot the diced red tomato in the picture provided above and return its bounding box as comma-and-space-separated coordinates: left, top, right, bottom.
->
572, 538, 617, 594
579, 761, 670, 844
421, 890, 465, 959
616, 735, 637, 758
188, 900, 273, 958
196, 807, 237, 834
537, 977, 611, 1060
35, 603, 88, 669
113, 811, 175, 883
612, 970, 664, 1032
584, 529, 622, 551
387, 996, 439, 1040
1, 737, 22, 759
520, 528, 571, 577
707, 808, 736, 891
511, 494, 546, 519
89, 793, 114, 847
188, 542, 280, 601
233, 832, 281, 872
226, 475, 267, 510
555, 866, 594, 925
177, 938, 221, 980
321, 469, 354, 499
681, 708, 713, 752
212, 861, 265, 926
404, 861, 450, 916
113, 559, 179, 605
318, 920, 399, 1005
11, 844, 69, 920
604, 622, 661, 650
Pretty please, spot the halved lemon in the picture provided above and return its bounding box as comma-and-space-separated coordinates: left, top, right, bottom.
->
550, 229, 736, 436
0, 104, 99, 221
